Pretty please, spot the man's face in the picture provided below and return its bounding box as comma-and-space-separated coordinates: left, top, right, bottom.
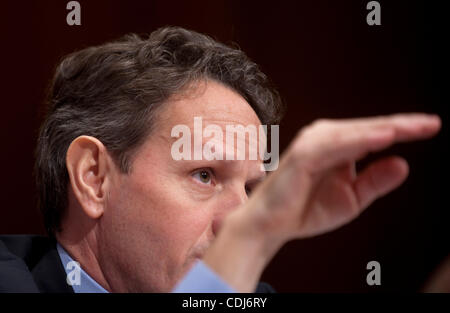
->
98, 80, 265, 292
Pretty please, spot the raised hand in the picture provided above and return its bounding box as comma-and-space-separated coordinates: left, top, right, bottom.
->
243, 113, 442, 241
204, 113, 441, 292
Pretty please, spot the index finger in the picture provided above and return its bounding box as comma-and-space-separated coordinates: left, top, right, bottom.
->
295, 113, 441, 173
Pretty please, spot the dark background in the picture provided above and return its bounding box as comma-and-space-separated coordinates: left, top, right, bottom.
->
0, 0, 448, 292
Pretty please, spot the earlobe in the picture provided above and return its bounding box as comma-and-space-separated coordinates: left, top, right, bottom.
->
66, 135, 112, 220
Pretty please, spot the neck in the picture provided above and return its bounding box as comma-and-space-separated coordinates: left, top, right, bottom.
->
56, 230, 112, 292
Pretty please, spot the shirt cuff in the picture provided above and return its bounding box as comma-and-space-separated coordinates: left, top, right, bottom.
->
171, 260, 236, 293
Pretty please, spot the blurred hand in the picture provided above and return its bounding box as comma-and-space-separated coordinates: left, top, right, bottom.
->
204, 113, 441, 292
240, 113, 441, 242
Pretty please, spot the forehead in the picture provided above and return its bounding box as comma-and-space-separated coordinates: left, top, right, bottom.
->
156, 80, 262, 128
132, 79, 267, 177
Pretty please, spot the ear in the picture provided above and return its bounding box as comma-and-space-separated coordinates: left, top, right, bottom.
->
66, 135, 114, 220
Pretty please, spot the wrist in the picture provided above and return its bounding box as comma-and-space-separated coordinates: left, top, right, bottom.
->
224, 208, 284, 259
203, 208, 284, 292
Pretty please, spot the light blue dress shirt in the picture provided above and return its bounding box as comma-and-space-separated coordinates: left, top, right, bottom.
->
56, 243, 235, 293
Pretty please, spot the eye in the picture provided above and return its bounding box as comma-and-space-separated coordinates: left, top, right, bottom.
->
192, 169, 213, 185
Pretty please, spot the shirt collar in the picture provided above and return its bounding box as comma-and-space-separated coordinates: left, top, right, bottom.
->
56, 242, 109, 293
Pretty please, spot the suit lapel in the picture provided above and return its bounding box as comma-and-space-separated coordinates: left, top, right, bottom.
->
31, 242, 74, 293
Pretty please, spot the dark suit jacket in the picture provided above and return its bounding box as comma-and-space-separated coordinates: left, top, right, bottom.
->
0, 235, 274, 293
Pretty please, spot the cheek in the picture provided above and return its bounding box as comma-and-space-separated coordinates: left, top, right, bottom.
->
110, 172, 215, 257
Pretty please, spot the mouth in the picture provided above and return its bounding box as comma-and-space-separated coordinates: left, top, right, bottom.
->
190, 246, 208, 261
192, 252, 205, 260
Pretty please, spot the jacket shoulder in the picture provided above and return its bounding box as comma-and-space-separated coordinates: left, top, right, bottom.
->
0, 234, 73, 293
255, 281, 276, 293
0, 235, 54, 269
0, 235, 50, 292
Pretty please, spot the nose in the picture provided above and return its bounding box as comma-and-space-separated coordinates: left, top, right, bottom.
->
211, 185, 248, 236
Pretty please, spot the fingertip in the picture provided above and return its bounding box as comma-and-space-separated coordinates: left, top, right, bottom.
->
391, 155, 409, 170
387, 156, 409, 185
353, 156, 409, 210
423, 114, 442, 134
431, 114, 442, 131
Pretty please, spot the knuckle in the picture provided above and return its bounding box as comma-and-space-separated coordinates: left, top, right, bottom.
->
311, 118, 330, 130
310, 118, 335, 134
297, 119, 329, 138
288, 138, 317, 173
